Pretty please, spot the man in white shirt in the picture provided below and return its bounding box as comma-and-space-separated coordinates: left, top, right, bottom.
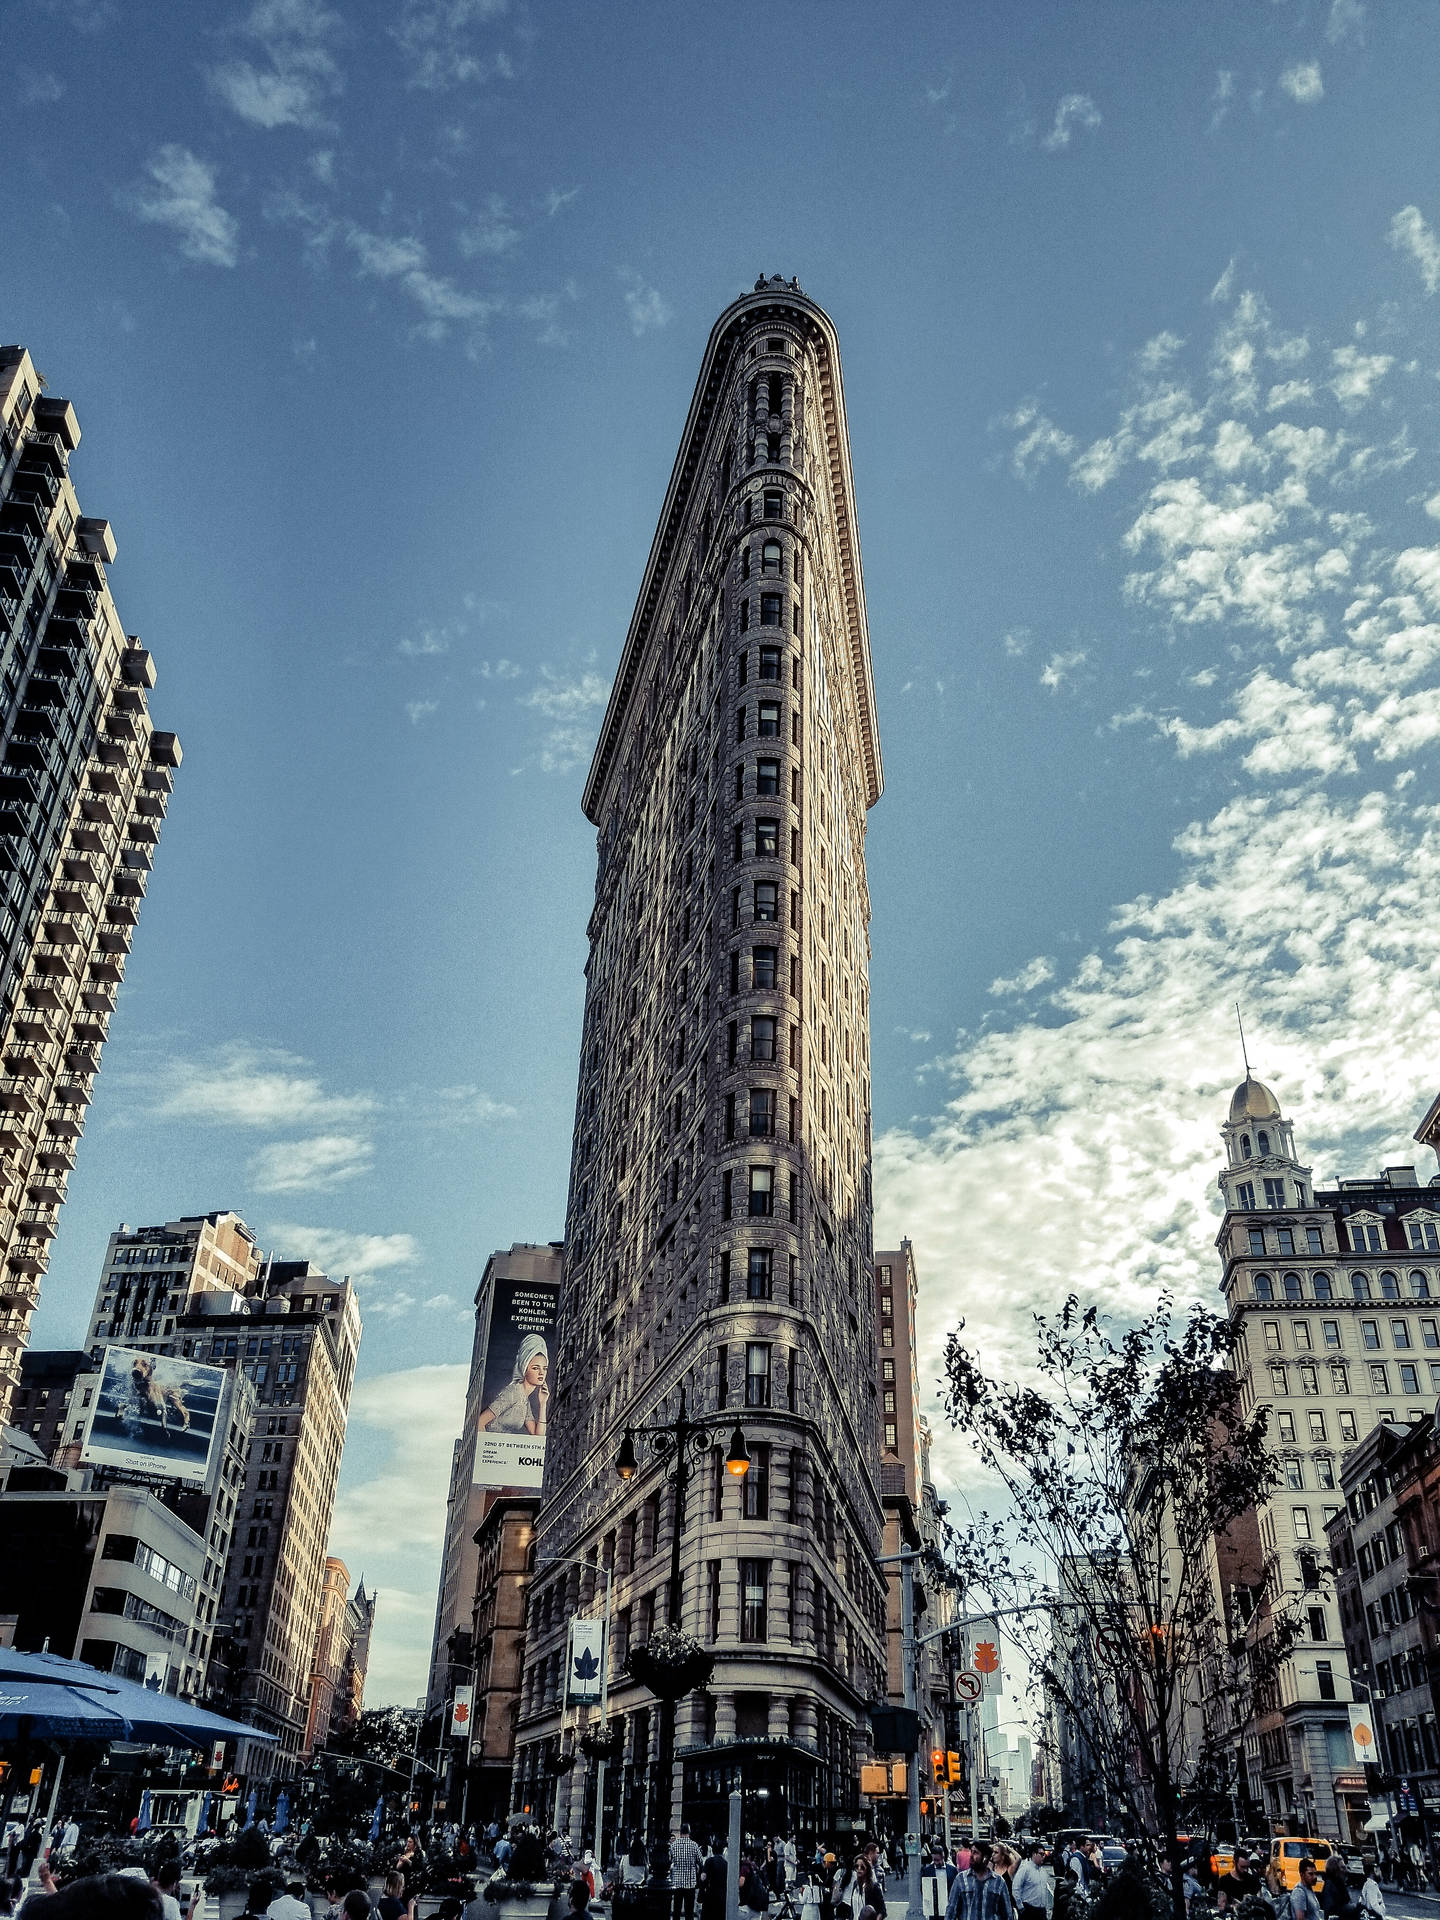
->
1012, 1843, 1052, 1920
267, 1879, 313, 1920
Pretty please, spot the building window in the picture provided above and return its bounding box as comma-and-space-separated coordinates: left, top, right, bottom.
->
760, 593, 783, 627
1284, 1458, 1304, 1490
1361, 1321, 1381, 1350
740, 1560, 768, 1640
1370, 1363, 1390, 1392
761, 538, 783, 577
1393, 1320, 1413, 1349
1238, 1182, 1256, 1210
1353, 1221, 1382, 1252
722, 1171, 733, 1220
756, 758, 781, 796
747, 1248, 773, 1299
746, 1343, 771, 1408
1294, 1320, 1313, 1350
763, 491, 782, 520
717, 1345, 729, 1411
1283, 1273, 1303, 1301
754, 881, 778, 922
1279, 1230, 1296, 1257
883, 1389, 896, 1412
1299, 1364, 1318, 1394
1380, 1271, 1401, 1300
753, 944, 778, 990
749, 1167, 773, 1216
1316, 1455, 1335, 1489
1313, 1272, 1333, 1300
725, 1094, 736, 1142
1401, 1363, 1420, 1394
749, 1089, 775, 1137
1268, 1364, 1287, 1394
1316, 1659, 1336, 1700
752, 1017, 777, 1062
1254, 1273, 1274, 1301
758, 644, 782, 679
1411, 1271, 1432, 1300
1307, 1226, 1326, 1255
755, 818, 779, 857
884, 1422, 898, 1449
758, 701, 781, 738
740, 598, 750, 632
1263, 1321, 1282, 1351
1351, 1272, 1370, 1301
1308, 1410, 1327, 1442
1409, 1219, 1440, 1252
1248, 1227, 1266, 1255
743, 1444, 770, 1520
1339, 1410, 1358, 1442
882, 1358, 895, 1381
707, 1561, 722, 1642
1422, 1319, 1439, 1349
1277, 1412, 1296, 1443
1264, 1179, 1286, 1208
1293, 1508, 1312, 1540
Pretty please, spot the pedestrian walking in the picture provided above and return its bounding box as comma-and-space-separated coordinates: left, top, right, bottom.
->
1289, 1860, 1324, 1920
1012, 1843, 1052, 1920
945, 1845, 1013, 1920
671, 1826, 704, 1920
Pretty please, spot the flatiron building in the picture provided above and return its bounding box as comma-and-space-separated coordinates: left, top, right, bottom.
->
521, 278, 888, 1841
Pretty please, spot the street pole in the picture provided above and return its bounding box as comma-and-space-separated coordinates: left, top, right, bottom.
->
594, 1564, 614, 1873
902, 1553, 922, 1920
967, 1708, 979, 1847
726, 1787, 743, 1920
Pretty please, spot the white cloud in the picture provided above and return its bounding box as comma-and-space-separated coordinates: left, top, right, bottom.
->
1007, 403, 1076, 482
144, 1041, 376, 1129
1209, 70, 1234, 133
1041, 92, 1101, 151
250, 1132, 373, 1192
544, 187, 579, 217
1326, 0, 1365, 44
405, 698, 439, 724
391, 0, 512, 90
346, 226, 497, 339
1039, 649, 1087, 691
20, 69, 64, 104
620, 271, 673, 337
457, 194, 519, 258
1389, 206, 1440, 297
329, 1363, 470, 1702
122, 146, 239, 268
989, 956, 1055, 997
208, 0, 343, 131
1329, 345, 1393, 408
1278, 62, 1324, 104
521, 667, 611, 720
263, 1222, 420, 1277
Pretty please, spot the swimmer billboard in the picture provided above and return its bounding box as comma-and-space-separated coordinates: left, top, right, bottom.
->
473, 1271, 559, 1490
80, 1346, 228, 1489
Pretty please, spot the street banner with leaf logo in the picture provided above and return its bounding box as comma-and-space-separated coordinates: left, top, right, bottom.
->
450, 1684, 474, 1741
568, 1619, 606, 1703
1348, 1701, 1376, 1764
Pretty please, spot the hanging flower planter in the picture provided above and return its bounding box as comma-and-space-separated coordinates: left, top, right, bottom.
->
578, 1719, 623, 1761
549, 1747, 578, 1776
623, 1626, 715, 1702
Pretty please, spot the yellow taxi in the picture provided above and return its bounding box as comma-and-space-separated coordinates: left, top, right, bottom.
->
1211, 1848, 1236, 1879
1270, 1838, 1332, 1891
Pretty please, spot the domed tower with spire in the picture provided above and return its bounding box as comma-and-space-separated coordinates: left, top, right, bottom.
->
1216, 1073, 1313, 1224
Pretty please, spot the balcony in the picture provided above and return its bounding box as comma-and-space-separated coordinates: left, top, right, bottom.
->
2, 1042, 55, 1079
69, 1013, 108, 1046
0, 554, 25, 600
87, 954, 124, 983
126, 818, 160, 847
0, 771, 38, 807
72, 811, 117, 846
104, 712, 137, 743
104, 898, 139, 928
111, 870, 146, 902
120, 844, 153, 872
95, 740, 137, 771
52, 1071, 94, 1105
31, 945, 77, 979
15, 464, 61, 511
52, 582, 98, 620
63, 1046, 100, 1077
85, 768, 123, 798
5, 1244, 46, 1279
0, 526, 39, 567
42, 613, 91, 649
43, 1105, 86, 1138
61, 853, 101, 887
23, 675, 65, 709
35, 1141, 77, 1173
150, 732, 181, 769
0, 1081, 37, 1115
0, 494, 49, 537
64, 550, 104, 591
4, 739, 51, 771
27, 1176, 65, 1208
18, 1209, 58, 1241
42, 915, 89, 948
22, 976, 66, 1010
81, 980, 118, 1011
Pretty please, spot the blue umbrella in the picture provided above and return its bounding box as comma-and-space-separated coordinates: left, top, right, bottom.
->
245, 1788, 257, 1828
135, 1790, 152, 1835
0, 1649, 277, 1750
0, 1676, 130, 1741
370, 1795, 383, 1843
273, 1791, 289, 1835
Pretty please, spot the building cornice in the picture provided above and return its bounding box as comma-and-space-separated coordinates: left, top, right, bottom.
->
582, 283, 882, 825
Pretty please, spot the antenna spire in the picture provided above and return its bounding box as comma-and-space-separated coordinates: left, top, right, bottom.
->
1236, 1003, 1251, 1078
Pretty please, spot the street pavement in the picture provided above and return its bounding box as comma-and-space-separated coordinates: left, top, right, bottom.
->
1375, 1892, 1440, 1920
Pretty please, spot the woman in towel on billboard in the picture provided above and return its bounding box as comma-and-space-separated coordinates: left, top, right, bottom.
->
477, 1334, 550, 1437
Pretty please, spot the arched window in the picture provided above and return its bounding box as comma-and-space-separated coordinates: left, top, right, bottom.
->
762, 541, 782, 577
1312, 1272, 1333, 1301
1241, 1135, 1252, 1160
1350, 1272, 1369, 1301
1254, 1273, 1274, 1301
1283, 1272, 1303, 1300
1257, 1130, 1271, 1156
1410, 1271, 1432, 1300
767, 373, 783, 418
1380, 1271, 1401, 1301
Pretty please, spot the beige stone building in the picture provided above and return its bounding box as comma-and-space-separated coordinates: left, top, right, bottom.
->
521, 278, 888, 1846
0, 346, 180, 1423
84, 1211, 263, 1354
1218, 1076, 1440, 1836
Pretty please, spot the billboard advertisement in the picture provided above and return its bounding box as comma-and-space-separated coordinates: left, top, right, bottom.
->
473, 1272, 559, 1489
80, 1346, 227, 1489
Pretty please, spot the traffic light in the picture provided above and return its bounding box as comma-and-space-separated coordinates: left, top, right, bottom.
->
931, 1749, 945, 1785
947, 1752, 961, 1785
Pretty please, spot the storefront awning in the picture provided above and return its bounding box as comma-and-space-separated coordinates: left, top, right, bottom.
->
1363, 1814, 1390, 1832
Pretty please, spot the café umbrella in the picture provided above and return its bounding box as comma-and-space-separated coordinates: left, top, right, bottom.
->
0, 1647, 278, 1748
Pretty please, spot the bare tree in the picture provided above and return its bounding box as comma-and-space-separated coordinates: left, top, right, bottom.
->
940, 1295, 1301, 1920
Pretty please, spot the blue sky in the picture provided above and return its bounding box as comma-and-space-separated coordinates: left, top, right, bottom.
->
7, 0, 1440, 1702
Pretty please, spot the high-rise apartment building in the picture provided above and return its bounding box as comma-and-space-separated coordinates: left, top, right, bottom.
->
0, 347, 180, 1421
521, 278, 887, 1843
428, 1242, 565, 1719
1217, 1077, 1440, 1836
85, 1212, 263, 1356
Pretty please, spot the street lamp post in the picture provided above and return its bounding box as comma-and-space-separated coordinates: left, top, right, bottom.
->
616, 1388, 750, 1840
